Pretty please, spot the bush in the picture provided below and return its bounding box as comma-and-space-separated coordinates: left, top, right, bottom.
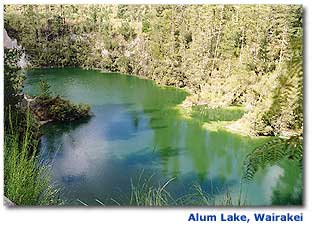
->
4, 48, 25, 108
32, 96, 91, 122
39, 80, 51, 98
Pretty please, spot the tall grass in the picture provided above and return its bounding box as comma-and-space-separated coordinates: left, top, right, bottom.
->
129, 171, 176, 206
127, 171, 241, 206
4, 108, 61, 205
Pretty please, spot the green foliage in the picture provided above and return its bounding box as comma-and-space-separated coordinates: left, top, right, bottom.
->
39, 80, 51, 98
256, 41, 303, 135
32, 96, 90, 122
249, 6, 303, 136
4, 109, 61, 205
4, 48, 25, 108
27, 77, 90, 122
242, 135, 303, 182
141, 17, 151, 33
117, 5, 129, 19
4, 106, 41, 149
118, 21, 136, 40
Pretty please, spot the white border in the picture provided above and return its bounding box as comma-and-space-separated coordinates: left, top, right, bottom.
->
1, 0, 308, 4
1, 1, 312, 229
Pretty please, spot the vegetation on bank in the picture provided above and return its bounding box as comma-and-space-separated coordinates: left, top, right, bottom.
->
29, 95, 90, 123
4, 48, 89, 205
4, 108, 62, 205
4, 5, 303, 136
4, 48, 62, 205
27, 80, 91, 123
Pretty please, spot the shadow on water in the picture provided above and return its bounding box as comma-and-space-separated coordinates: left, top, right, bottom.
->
40, 116, 92, 160
42, 116, 92, 137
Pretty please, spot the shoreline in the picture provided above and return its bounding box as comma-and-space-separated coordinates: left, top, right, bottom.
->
23, 67, 258, 137
174, 104, 257, 138
24, 67, 298, 139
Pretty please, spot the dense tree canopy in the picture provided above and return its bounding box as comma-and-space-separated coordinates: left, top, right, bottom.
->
4, 4, 303, 136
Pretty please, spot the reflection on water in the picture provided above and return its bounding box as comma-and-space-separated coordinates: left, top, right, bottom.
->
24, 68, 302, 206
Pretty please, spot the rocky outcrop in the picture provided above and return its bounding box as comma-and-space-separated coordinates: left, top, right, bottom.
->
4, 29, 18, 49
4, 28, 29, 68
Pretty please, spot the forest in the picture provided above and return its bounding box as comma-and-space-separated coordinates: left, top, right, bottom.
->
3, 5, 303, 206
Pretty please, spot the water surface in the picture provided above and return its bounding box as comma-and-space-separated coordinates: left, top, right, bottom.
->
24, 68, 302, 206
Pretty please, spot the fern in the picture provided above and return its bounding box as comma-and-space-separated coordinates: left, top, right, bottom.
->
257, 16, 303, 135
242, 135, 302, 182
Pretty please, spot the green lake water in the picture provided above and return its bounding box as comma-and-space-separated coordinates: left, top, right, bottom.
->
23, 68, 302, 206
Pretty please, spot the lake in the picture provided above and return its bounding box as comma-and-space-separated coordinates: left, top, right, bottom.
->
23, 68, 302, 206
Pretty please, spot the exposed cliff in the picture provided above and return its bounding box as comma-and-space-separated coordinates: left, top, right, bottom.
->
4, 28, 28, 68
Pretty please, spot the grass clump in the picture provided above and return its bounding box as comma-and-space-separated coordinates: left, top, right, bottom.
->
130, 172, 175, 206
127, 171, 241, 207
4, 108, 61, 205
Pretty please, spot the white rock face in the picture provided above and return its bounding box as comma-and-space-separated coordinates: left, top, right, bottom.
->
4, 28, 29, 68
3, 29, 18, 49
